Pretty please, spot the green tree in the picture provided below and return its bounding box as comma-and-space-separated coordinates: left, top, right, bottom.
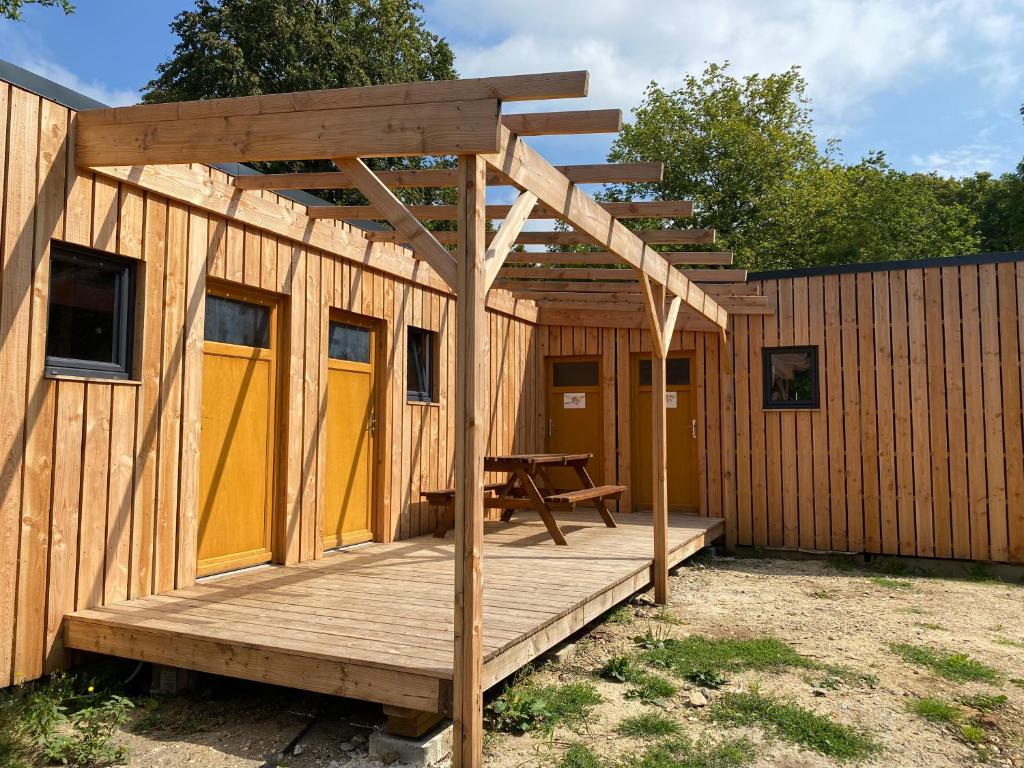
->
605, 62, 992, 269
0, 0, 72, 21
956, 165, 1024, 252
142, 0, 458, 210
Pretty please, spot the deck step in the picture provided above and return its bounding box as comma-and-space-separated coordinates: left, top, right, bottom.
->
545, 485, 627, 505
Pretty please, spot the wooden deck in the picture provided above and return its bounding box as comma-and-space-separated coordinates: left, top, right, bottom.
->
64, 512, 723, 714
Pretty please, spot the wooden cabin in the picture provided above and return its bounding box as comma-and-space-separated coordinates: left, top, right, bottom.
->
0, 60, 1021, 765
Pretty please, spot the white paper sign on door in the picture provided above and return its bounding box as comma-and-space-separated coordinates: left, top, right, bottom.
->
665, 392, 677, 408
563, 392, 586, 409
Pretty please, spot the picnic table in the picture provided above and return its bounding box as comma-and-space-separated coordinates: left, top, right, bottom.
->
423, 453, 626, 545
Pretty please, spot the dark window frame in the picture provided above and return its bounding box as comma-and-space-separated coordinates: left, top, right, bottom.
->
762, 345, 820, 410
406, 326, 436, 403
45, 242, 136, 380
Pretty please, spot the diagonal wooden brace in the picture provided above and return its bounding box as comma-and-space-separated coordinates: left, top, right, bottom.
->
484, 190, 537, 291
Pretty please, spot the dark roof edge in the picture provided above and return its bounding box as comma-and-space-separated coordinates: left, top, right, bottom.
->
0, 57, 362, 216
748, 250, 1024, 281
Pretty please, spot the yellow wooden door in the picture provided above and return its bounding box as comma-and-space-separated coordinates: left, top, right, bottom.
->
198, 287, 278, 576
632, 355, 699, 511
323, 317, 376, 548
546, 357, 605, 487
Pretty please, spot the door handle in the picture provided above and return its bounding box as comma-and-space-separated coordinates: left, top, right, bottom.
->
691, 419, 697, 439
548, 418, 553, 437
369, 413, 377, 436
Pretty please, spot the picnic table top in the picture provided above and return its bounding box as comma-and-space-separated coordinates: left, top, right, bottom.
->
485, 453, 593, 467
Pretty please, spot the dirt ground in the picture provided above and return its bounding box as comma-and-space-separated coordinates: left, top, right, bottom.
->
111, 553, 1024, 768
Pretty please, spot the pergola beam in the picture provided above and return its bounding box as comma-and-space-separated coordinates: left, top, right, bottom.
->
500, 108, 621, 135
505, 251, 732, 266
496, 267, 747, 282
334, 158, 457, 288
230, 162, 665, 191
306, 199, 693, 221
484, 191, 537, 291
362, 228, 715, 247
76, 100, 503, 166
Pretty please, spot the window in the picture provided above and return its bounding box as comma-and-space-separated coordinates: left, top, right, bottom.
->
205, 294, 271, 348
45, 243, 136, 379
763, 345, 819, 409
638, 357, 691, 387
328, 321, 371, 363
551, 360, 599, 387
407, 327, 435, 402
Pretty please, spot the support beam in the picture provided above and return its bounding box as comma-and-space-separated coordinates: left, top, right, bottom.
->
77, 100, 502, 166
230, 162, 665, 191
306, 199, 693, 221
484, 191, 537, 291
505, 251, 732, 266
639, 275, 674, 604
362, 228, 715, 247
452, 155, 487, 768
496, 267, 746, 282
500, 109, 621, 135
334, 158, 457, 289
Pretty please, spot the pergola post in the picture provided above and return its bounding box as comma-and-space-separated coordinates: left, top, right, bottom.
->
453, 154, 487, 767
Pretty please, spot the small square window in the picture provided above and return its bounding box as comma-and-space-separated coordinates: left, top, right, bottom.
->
763, 345, 819, 409
407, 327, 436, 403
45, 243, 136, 380
328, 321, 371, 363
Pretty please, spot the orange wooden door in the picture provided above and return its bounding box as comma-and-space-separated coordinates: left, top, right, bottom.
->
632, 354, 699, 511
198, 286, 279, 576
323, 316, 376, 548
546, 357, 605, 487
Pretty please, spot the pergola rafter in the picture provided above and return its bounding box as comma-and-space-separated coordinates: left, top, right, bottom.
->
69, 68, 758, 768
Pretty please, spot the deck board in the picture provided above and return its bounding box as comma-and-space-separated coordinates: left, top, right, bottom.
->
65, 512, 723, 713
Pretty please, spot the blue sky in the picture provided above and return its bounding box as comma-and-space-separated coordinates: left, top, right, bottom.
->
2, 0, 1021, 183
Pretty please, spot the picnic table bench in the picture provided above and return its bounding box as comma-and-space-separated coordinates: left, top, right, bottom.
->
423, 453, 626, 545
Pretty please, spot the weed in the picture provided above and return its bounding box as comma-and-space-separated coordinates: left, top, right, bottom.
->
868, 576, 914, 590
958, 723, 986, 744
559, 743, 603, 768
906, 696, 961, 724
958, 693, 1008, 712
994, 636, 1024, 649
632, 735, 756, 768
43, 696, 134, 767
812, 664, 879, 691
654, 607, 683, 625
811, 590, 834, 599
918, 623, 946, 631
486, 677, 601, 735
638, 635, 812, 681
606, 606, 634, 625
889, 643, 1002, 683
616, 712, 681, 738
624, 672, 678, 705
709, 691, 882, 761
633, 626, 673, 650
1011, 678, 1024, 689
688, 668, 728, 689
599, 656, 636, 683
902, 607, 927, 615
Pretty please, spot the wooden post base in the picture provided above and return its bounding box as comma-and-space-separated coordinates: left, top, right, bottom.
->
383, 705, 446, 738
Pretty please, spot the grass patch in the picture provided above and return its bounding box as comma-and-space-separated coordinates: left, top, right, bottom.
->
654, 607, 683, 625
616, 712, 682, 738
958, 693, 1007, 712
918, 623, 945, 631
812, 664, 879, 690
906, 696, 961, 724
994, 635, 1024, 649
631, 735, 756, 768
559, 743, 603, 768
710, 691, 881, 761
1011, 678, 1024, 689
868, 576, 914, 590
486, 676, 602, 735
606, 605, 634, 625
811, 590, 835, 599
637, 634, 811, 684
890, 643, 1001, 683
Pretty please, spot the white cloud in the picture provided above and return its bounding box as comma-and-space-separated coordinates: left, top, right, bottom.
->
911, 142, 1018, 176
429, 0, 1022, 120
0, 25, 138, 106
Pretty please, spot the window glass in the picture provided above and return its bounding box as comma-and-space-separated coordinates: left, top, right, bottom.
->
328, 322, 371, 363
552, 361, 599, 388
638, 357, 691, 387
205, 294, 271, 348
45, 244, 135, 378
763, 346, 819, 408
407, 327, 435, 402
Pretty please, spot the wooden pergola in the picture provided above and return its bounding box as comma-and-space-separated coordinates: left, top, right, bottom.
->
74, 70, 750, 766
